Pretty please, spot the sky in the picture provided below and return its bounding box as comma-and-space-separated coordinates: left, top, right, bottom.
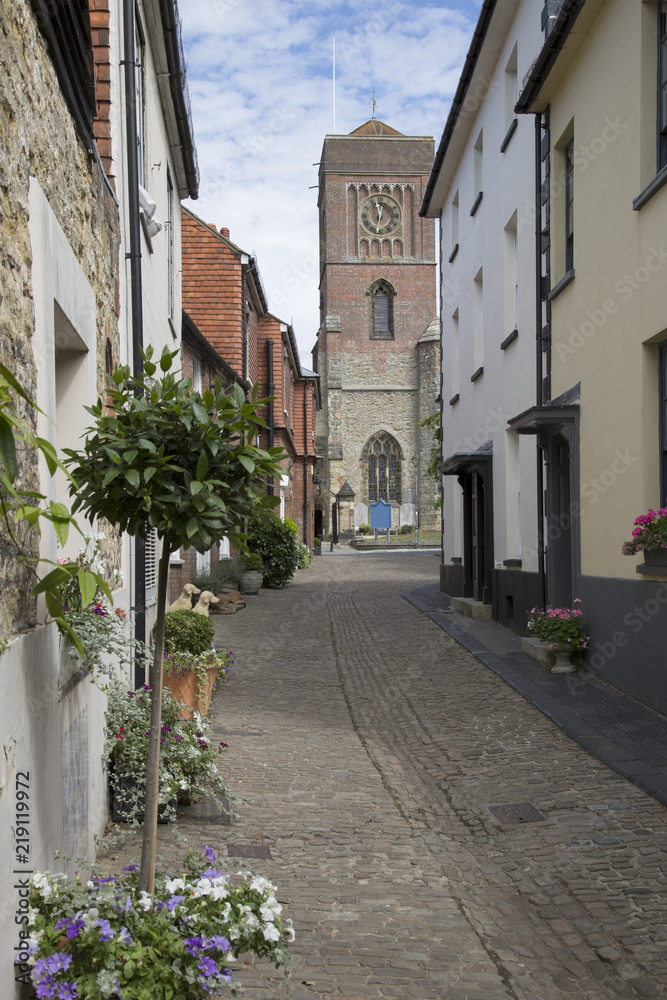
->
179, 0, 483, 367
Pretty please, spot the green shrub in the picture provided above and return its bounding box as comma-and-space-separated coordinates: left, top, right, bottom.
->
160, 610, 215, 655
297, 542, 310, 569
194, 559, 242, 593
284, 516, 298, 537
399, 523, 413, 535
241, 552, 264, 572
358, 523, 370, 534
247, 513, 299, 587
313, 536, 322, 547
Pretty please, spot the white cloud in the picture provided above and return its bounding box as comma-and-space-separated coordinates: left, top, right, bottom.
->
179, 0, 481, 364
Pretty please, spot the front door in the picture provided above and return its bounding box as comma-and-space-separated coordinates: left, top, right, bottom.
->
546, 433, 573, 608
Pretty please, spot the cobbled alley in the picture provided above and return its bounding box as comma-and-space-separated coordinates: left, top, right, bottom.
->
99, 553, 667, 999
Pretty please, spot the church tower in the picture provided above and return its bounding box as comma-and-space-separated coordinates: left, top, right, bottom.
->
313, 120, 439, 537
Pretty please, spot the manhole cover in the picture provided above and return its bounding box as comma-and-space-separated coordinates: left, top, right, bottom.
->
227, 844, 272, 859
178, 795, 231, 825
489, 802, 545, 824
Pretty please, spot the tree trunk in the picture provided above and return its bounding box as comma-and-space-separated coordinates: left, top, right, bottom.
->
138, 538, 171, 894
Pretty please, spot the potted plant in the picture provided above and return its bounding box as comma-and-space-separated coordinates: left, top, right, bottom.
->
159, 610, 229, 717
239, 552, 264, 594
104, 683, 230, 821
526, 599, 590, 674
24, 846, 294, 1000
313, 537, 322, 555
622, 502, 667, 568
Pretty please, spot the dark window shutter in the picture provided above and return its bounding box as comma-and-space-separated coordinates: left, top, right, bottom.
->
374, 292, 389, 333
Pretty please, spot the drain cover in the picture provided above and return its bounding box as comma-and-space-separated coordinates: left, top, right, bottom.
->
489, 802, 545, 824
227, 844, 272, 859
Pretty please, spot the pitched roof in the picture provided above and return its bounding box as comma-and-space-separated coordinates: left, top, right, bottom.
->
348, 120, 404, 137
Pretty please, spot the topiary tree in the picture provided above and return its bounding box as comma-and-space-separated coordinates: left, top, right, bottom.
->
246, 511, 299, 587
160, 609, 215, 656
65, 346, 285, 892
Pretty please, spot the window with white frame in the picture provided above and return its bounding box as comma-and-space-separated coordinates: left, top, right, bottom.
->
473, 268, 483, 372
451, 309, 460, 399
504, 44, 518, 135
504, 212, 518, 335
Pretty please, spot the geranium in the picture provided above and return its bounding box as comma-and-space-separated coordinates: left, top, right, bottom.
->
622, 502, 667, 555
25, 848, 294, 999
527, 599, 590, 651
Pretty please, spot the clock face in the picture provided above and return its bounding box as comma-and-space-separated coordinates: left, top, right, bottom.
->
360, 194, 401, 236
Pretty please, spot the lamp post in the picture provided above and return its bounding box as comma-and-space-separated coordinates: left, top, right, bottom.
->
313, 476, 356, 548
336, 480, 356, 538
411, 452, 420, 548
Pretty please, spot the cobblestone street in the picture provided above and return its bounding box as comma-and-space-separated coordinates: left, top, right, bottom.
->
101, 553, 667, 999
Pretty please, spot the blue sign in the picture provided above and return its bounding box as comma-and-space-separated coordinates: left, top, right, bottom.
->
370, 500, 392, 540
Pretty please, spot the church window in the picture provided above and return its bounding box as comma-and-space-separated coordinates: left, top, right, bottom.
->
364, 432, 402, 502
369, 279, 395, 340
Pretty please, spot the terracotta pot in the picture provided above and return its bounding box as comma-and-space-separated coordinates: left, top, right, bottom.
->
163, 664, 219, 719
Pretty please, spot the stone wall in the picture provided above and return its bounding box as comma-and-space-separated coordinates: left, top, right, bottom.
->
0, 0, 120, 642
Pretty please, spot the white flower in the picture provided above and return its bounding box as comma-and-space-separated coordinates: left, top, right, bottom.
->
261, 923, 281, 942
137, 891, 152, 911
249, 875, 276, 894
284, 918, 295, 943
165, 877, 186, 894
227, 925, 241, 940
82, 908, 99, 930
260, 895, 282, 921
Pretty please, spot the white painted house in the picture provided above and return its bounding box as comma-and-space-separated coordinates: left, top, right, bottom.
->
421, 0, 544, 633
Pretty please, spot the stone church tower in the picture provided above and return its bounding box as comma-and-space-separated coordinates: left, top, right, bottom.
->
313, 120, 439, 536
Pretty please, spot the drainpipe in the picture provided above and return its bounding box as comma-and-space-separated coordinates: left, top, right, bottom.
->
303, 382, 309, 544
267, 340, 274, 495
534, 111, 547, 610
241, 269, 248, 382
123, 0, 146, 684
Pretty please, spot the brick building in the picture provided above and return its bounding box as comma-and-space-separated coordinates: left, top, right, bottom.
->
313, 120, 440, 536
181, 208, 320, 568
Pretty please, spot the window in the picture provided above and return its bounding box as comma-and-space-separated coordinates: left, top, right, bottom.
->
451, 309, 460, 398
192, 355, 202, 393
504, 212, 518, 334
660, 340, 667, 500
473, 267, 483, 372
451, 190, 459, 258
564, 139, 574, 271
660, 1, 667, 170
472, 130, 483, 214
369, 280, 395, 339
364, 433, 402, 502
504, 44, 518, 134
145, 528, 157, 605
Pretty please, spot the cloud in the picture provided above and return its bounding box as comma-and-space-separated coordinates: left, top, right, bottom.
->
179, 0, 480, 363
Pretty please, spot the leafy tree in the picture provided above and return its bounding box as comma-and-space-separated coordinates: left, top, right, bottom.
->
246, 511, 299, 587
65, 346, 285, 892
0, 361, 110, 653
418, 410, 442, 508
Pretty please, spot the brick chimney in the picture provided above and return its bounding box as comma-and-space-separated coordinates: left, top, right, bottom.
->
220, 227, 230, 239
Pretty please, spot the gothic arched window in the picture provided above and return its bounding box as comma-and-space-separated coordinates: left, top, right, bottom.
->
369, 279, 395, 340
363, 432, 402, 502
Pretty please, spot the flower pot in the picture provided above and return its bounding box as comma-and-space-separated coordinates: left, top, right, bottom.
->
643, 548, 667, 567
551, 642, 577, 674
240, 570, 263, 595
163, 664, 219, 719
112, 775, 176, 824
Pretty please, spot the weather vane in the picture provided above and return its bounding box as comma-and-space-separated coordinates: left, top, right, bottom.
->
371, 89, 377, 120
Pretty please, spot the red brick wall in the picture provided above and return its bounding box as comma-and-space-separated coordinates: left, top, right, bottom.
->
90, 0, 112, 177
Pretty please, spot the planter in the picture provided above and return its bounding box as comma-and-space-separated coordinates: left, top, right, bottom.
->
240, 570, 263, 594
551, 642, 577, 675
313, 547, 322, 555
163, 663, 219, 719
112, 774, 176, 824
643, 548, 667, 567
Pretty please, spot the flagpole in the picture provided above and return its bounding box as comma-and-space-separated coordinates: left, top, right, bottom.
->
332, 37, 336, 133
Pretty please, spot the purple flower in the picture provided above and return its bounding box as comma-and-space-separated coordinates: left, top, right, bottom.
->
56, 986, 78, 1000
165, 895, 184, 911
184, 936, 205, 956
210, 935, 231, 952
201, 868, 222, 880
123, 864, 138, 872
198, 956, 218, 978
204, 846, 216, 862
118, 926, 133, 946
97, 918, 115, 942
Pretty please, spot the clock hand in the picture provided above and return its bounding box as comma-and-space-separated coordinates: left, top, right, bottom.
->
375, 201, 383, 231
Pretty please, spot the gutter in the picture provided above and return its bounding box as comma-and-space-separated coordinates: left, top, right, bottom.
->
267, 340, 274, 495
420, 0, 497, 217
156, 0, 199, 198
515, 0, 586, 114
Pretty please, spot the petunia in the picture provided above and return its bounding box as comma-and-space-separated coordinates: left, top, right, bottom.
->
204, 846, 216, 862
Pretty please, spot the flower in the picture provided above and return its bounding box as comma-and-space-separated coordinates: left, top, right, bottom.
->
526, 603, 590, 651
204, 846, 216, 862
622, 502, 667, 555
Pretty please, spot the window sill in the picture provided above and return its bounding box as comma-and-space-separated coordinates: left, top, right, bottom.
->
169, 557, 185, 566
547, 269, 575, 302
503, 558, 522, 568
500, 329, 518, 351
448, 243, 459, 263
633, 165, 667, 211
500, 118, 518, 153
470, 366, 484, 383
470, 191, 483, 217
449, 393, 460, 406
